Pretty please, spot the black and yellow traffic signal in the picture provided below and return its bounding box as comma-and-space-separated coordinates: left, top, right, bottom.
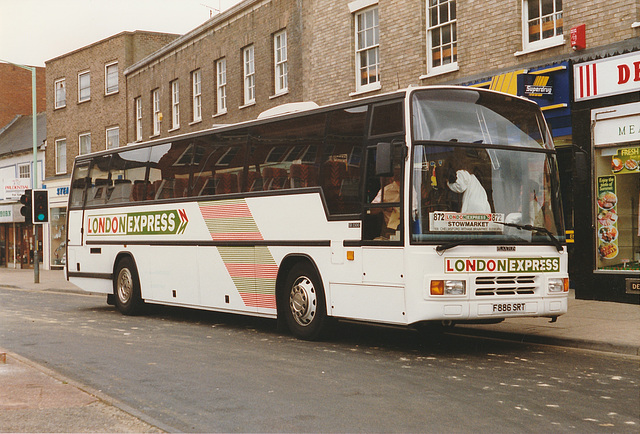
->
19, 189, 32, 224
32, 189, 49, 224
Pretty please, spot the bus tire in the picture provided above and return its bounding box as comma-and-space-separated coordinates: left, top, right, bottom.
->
281, 262, 328, 340
113, 256, 144, 315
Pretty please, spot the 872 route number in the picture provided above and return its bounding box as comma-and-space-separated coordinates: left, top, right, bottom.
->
492, 303, 525, 313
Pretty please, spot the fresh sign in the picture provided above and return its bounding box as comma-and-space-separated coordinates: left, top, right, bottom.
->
87, 209, 188, 236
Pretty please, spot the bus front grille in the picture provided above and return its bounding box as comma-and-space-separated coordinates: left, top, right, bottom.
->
474, 275, 537, 296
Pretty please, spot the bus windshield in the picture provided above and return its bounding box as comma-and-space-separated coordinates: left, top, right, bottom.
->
410, 89, 564, 247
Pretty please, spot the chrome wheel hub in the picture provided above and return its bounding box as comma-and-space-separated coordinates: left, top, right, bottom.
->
289, 276, 317, 326
117, 268, 133, 304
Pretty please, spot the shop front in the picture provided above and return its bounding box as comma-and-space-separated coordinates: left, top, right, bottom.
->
44, 180, 69, 270
0, 203, 43, 269
572, 51, 640, 303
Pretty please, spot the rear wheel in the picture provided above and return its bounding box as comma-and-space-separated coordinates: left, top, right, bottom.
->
113, 257, 144, 315
281, 262, 328, 340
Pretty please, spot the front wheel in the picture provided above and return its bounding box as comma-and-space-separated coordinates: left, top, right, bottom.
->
113, 256, 144, 315
281, 263, 328, 340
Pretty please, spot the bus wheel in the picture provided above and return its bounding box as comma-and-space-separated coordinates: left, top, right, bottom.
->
113, 257, 143, 315
282, 263, 328, 340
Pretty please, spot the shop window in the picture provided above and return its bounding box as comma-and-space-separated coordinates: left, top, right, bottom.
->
594, 145, 640, 272
50, 207, 67, 267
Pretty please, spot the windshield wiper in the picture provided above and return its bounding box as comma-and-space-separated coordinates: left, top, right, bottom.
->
435, 238, 492, 254
435, 224, 563, 253
496, 221, 563, 252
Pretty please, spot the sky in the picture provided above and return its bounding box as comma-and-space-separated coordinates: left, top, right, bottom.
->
0, 0, 244, 67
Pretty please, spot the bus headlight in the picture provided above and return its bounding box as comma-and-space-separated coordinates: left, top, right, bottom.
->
548, 278, 569, 293
431, 280, 466, 296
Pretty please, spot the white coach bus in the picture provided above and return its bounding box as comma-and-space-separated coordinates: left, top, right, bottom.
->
66, 86, 569, 340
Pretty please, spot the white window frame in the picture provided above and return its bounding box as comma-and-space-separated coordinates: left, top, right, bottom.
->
54, 78, 66, 109
216, 58, 227, 115
79, 133, 91, 155
274, 30, 288, 95
78, 70, 90, 103
105, 61, 118, 95
243, 45, 255, 105
55, 138, 67, 174
135, 97, 143, 141
106, 127, 119, 150
353, 5, 380, 94
425, 0, 459, 77
171, 80, 180, 130
192, 69, 202, 123
152, 89, 161, 136
518, 0, 564, 55
18, 163, 30, 179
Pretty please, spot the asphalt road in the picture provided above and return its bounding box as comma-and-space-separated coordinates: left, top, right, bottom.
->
1, 287, 638, 433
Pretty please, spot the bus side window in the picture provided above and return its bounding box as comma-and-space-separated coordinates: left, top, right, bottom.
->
322, 107, 367, 215
152, 140, 192, 199
69, 163, 90, 209
86, 156, 111, 207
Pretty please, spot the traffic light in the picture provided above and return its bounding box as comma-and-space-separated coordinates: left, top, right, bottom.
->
32, 189, 49, 224
19, 189, 32, 224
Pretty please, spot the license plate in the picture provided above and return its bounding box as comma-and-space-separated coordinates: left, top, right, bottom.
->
492, 302, 526, 314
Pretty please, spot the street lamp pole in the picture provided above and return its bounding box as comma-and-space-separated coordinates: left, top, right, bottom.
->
1, 60, 40, 283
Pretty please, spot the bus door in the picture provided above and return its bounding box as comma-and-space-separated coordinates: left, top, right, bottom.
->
358, 142, 407, 324
68, 162, 90, 248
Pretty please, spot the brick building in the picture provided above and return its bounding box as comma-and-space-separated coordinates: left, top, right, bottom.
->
43, 30, 179, 269
0, 62, 46, 130
125, 0, 303, 142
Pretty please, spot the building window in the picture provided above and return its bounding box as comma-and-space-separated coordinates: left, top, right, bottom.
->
105, 62, 118, 94
55, 139, 67, 174
78, 71, 90, 102
171, 80, 180, 129
54, 78, 66, 109
79, 133, 91, 155
354, 6, 380, 93
427, 0, 458, 75
274, 30, 288, 94
18, 163, 30, 179
522, 0, 563, 52
106, 127, 119, 149
243, 45, 255, 105
135, 97, 143, 141
152, 89, 161, 135
192, 69, 202, 122
216, 58, 227, 114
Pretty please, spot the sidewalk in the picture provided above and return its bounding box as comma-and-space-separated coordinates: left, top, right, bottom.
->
0, 268, 639, 433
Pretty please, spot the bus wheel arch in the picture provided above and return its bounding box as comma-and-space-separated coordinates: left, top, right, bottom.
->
276, 255, 330, 340
112, 253, 144, 315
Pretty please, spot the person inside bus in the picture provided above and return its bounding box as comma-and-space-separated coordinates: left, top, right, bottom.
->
371, 166, 401, 239
446, 157, 491, 214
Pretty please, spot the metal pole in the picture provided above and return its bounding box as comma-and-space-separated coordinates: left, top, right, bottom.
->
31, 66, 39, 284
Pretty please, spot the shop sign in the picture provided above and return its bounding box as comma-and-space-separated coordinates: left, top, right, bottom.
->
0, 204, 23, 223
519, 74, 554, 99
574, 51, 640, 101
86, 209, 188, 236
594, 113, 640, 146
596, 176, 618, 260
3, 178, 30, 201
